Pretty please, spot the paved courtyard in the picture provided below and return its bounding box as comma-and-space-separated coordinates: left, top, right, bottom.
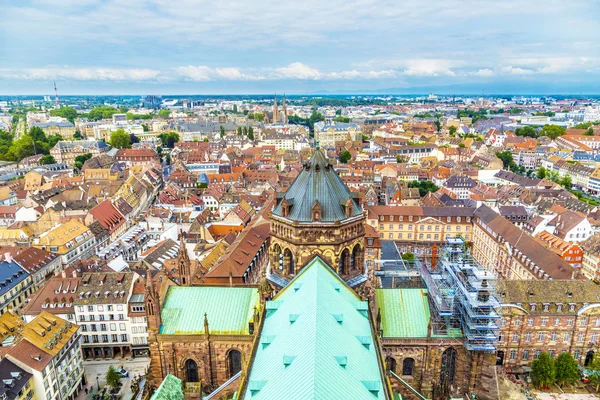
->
75, 358, 150, 400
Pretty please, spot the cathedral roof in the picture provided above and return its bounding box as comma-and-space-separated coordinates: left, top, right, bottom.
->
272, 150, 361, 222
241, 257, 389, 399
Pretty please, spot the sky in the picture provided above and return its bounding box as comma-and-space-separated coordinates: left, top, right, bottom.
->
1, 0, 599, 95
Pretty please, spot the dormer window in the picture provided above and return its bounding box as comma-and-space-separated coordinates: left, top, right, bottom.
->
312, 200, 322, 222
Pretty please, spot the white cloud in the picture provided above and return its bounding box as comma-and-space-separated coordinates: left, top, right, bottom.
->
273, 63, 322, 80
499, 66, 535, 75
472, 68, 495, 77
0, 67, 161, 81
401, 60, 457, 77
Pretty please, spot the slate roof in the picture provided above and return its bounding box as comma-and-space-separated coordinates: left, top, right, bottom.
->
160, 286, 259, 335
272, 150, 361, 222
241, 257, 388, 400
0, 358, 32, 400
0, 260, 30, 298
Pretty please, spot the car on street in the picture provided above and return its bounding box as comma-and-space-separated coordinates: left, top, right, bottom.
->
116, 367, 129, 378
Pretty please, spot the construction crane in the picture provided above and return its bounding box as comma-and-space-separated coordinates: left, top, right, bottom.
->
54, 81, 59, 108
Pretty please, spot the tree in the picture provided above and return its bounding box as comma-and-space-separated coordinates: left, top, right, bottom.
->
539, 124, 566, 140
105, 366, 121, 390
73, 153, 93, 173
584, 127, 595, 136
73, 131, 83, 140
408, 180, 439, 197
495, 151, 514, 169
587, 356, 600, 392
219, 125, 225, 137
129, 134, 140, 144
0, 130, 14, 159
39, 155, 56, 165
559, 174, 573, 189
536, 166, 548, 179
458, 143, 466, 148
237, 126, 243, 136
339, 150, 352, 163
109, 129, 132, 149
555, 352, 579, 387
401, 252, 416, 262
549, 170, 560, 183
243, 126, 248, 136
158, 109, 171, 118
233, 104, 238, 113
515, 126, 537, 138
158, 132, 179, 148
530, 352, 556, 390
202, 137, 209, 142
333, 116, 350, 123
87, 106, 120, 121
434, 119, 441, 132
49, 106, 78, 123
448, 125, 457, 136
253, 113, 264, 122
247, 126, 254, 141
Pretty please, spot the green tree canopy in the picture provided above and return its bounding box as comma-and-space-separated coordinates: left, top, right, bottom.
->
559, 174, 572, 189
39, 155, 56, 165
495, 151, 514, 169
407, 180, 439, 197
555, 352, 579, 387
237, 126, 243, 136
448, 125, 457, 136
87, 106, 120, 121
339, 150, 352, 163
401, 252, 416, 261
49, 106, 78, 123
158, 132, 179, 148
0, 130, 13, 159
219, 125, 225, 137
333, 116, 350, 123
584, 127, 595, 136
109, 129, 132, 149
536, 166, 548, 179
105, 366, 121, 389
515, 126, 537, 138
158, 109, 171, 118
247, 126, 254, 141
531, 352, 556, 389
539, 124, 566, 140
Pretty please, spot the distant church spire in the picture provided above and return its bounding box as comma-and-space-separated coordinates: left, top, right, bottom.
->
273, 93, 279, 124
282, 93, 288, 124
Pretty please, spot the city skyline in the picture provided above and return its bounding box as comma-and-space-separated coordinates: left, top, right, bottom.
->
1, 0, 599, 94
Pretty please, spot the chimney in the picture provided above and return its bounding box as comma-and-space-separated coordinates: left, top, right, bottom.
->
61, 271, 67, 279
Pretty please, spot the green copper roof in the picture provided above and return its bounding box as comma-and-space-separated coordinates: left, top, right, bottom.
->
160, 286, 259, 335
375, 289, 431, 338
272, 150, 362, 222
243, 257, 387, 399
150, 374, 183, 400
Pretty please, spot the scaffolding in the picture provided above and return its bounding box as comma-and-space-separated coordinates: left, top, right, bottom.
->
420, 237, 500, 352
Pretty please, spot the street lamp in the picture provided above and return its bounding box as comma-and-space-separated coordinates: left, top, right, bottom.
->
96, 376, 100, 390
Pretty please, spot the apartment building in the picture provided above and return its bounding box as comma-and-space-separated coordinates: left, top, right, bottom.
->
30, 122, 76, 140
0, 358, 35, 400
6, 312, 84, 400
534, 231, 583, 266
580, 235, 600, 281
314, 121, 362, 148
73, 271, 143, 359
0, 255, 34, 314
496, 280, 600, 370
472, 206, 575, 280
0, 246, 62, 290
49, 141, 110, 166
34, 219, 96, 266
366, 205, 476, 256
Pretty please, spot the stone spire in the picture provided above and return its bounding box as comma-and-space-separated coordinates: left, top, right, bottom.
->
282, 93, 288, 124
273, 93, 279, 124
177, 232, 192, 286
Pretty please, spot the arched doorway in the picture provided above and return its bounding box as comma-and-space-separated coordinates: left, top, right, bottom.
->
496, 351, 505, 366
228, 350, 242, 377
283, 248, 294, 275
352, 245, 362, 272
385, 356, 396, 374
440, 347, 457, 387
185, 359, 199, 382
339, 248, 350, 275
585, 351, 594, 367
402, 358, 415, 376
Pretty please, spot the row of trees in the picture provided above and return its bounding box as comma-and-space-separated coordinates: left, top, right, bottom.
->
536, 166, 573, 188
530, 352, 600, 390
236, 126, 254, 140
0, 127, 62, 162
515, 124, 567, 140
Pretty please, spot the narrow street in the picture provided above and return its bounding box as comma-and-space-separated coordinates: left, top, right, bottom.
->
75, 358, 150, 400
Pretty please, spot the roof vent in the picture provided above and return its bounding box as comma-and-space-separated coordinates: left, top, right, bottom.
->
356, 336, 371, 350
294, 283, 303, 292
289, 314, 299, 324
362, 381, 381, 396
335, 356, 348, 368
333, 314, 343, 324
249, 381, 266, 396
283, 355, 296, 368
333, 284, 341, 292
261, 335, 275, 349
355, 302, 369, 317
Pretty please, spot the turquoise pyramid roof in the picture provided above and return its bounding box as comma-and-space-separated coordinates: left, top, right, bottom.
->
242, 257, 388, 399
272, 150, 361, 222
150, 374, 183, 400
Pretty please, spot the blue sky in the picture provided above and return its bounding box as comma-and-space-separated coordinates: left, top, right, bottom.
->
1, 0, 599, 95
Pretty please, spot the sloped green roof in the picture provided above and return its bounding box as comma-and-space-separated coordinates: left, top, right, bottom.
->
272, 150, 362, 222
160, 286, 259, 335
375, 289, 431, 338
243, 257, 387, 399
150, 374, 183, 400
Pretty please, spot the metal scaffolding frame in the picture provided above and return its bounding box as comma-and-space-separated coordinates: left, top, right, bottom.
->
420, 237, 500, 352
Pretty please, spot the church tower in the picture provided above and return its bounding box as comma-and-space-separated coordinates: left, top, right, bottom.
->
273, 94, 279, 123
269, 149, 365, 281
282, 93, 288, 124
177, 233, 192, 286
